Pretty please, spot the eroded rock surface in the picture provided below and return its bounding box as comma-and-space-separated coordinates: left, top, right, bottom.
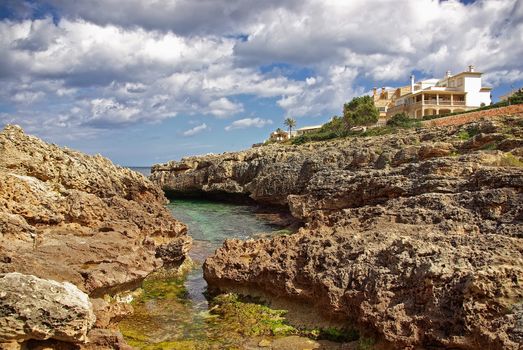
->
0, 272, 95, 343
0, 125, 191, 347
0, 124, 190, 295
153, 116, 523, 349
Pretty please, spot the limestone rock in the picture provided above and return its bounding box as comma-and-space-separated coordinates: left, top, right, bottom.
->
153, 117, 523, 349
0, 272, 95, 343
0, 124, 191, 295
0, 124, 192, 348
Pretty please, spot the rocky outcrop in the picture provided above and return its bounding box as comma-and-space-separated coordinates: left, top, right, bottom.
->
0, 125, 191, 347
0, 272, 95, 344
153, 116, 523, 349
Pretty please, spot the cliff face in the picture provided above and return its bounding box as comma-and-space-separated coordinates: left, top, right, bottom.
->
0, 125, 191, 346
152, 116, 523, 349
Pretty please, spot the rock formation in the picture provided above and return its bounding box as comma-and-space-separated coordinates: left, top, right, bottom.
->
0, 272, 95, 344
0, 125, 191, 347
152, 116, 523, 349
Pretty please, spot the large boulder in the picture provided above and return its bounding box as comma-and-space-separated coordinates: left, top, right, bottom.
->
0, 124, 191, 296
0, 272, 95, 343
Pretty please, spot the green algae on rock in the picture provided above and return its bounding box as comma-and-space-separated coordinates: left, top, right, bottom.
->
118, 199, 360, 349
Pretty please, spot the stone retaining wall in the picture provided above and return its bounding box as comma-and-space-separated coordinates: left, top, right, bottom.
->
421, 104, 523, 127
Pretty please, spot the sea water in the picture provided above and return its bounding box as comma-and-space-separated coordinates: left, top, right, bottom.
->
118, 199, 284, 348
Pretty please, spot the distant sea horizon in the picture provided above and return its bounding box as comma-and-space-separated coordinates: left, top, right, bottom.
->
126, 166, 151, 177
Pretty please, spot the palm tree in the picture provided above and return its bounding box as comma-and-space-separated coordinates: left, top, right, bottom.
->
284, 118, 296, 137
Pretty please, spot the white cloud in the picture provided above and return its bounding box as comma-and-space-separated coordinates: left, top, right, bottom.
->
278, 65, 361, 117
0, 0, 522, 140
183, 123, 208, 136
87, 98, 141, 127
225, 117, 273, 131
207, 97, 244, 118
42, 0, 304, 35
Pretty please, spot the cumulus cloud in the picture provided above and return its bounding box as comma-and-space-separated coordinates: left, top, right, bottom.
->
207, 97, 244, 118
225, 117, 273, 131
40, 0, 304, 35
0, 0, 522, 141
183, 123, 209, 136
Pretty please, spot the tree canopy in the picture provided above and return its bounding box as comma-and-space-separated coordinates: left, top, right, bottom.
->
343, 96, 379, 127
284, 118, 296, 134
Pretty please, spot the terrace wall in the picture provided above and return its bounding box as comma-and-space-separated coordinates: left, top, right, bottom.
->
421, 104, 523, 127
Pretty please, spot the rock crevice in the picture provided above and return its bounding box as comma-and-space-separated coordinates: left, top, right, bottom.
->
153, 117, 523, 349
0, 125, 191, 347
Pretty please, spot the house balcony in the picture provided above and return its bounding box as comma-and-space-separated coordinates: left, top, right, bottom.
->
386, 98, 470, 119
422, 100, 465, 106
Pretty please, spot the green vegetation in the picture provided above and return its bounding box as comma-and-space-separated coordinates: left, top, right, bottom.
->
317, 326, 359, 342
481, 142, 498, 151
284, 117, 296, 135
456, 125, 480, 140
343, 95, 379, 127
386, 112, 421, 128
209, 293, 361, 343
290, 98, 423, 145
120, 272, 361, 349
140, 274, 188, 301
287, 87, 523, 146
508, 89, 523, 105
499, 153, 523, 167
357, 337, 377, 350
272, 228, 293, 236
210, 293, 297, 337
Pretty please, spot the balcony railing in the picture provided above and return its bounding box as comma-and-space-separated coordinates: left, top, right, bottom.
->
421, 100, 465, 106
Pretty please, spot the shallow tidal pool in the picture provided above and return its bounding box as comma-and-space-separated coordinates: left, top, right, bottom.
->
118, 199, 363, 349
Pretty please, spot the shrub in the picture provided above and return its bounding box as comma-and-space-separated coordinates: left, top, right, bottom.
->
291, 130, 340, 145
456, 125, 480, 140
320, 115, 346, 135
386, 113, 421, 128
508, 89, 523, 105
500, 153, 523, 167
343, 96, 379, 127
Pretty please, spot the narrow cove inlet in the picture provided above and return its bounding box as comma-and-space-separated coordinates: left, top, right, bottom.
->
117, 199, 355, 350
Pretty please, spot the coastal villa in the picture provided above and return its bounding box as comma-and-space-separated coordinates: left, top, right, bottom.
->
295, 125, 322, 136
373, 65, 492, 121
267, 125, 323, 142
269, 129, 290, 142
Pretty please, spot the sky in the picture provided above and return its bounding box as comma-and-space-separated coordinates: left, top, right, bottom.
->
0, 0, 522, 166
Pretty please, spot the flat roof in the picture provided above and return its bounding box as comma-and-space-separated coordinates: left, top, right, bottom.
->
449, 71, 483, 79
297, 125, 323, 130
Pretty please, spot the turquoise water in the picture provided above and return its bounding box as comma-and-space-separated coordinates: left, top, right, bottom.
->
118, 198, 285, 348
167, 199, 281, 309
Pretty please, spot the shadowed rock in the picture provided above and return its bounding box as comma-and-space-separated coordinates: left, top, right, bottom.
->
153, 116, 523, 349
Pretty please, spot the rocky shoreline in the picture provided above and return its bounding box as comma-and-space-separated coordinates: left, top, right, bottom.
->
152, 116, 523, 349
0, 125, 191, 349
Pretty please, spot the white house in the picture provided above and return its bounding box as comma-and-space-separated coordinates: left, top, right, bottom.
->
384, 65, 492, 119
295, 125, 323, 136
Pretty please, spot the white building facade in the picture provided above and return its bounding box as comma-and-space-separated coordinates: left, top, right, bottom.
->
386, 66, 492, 119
